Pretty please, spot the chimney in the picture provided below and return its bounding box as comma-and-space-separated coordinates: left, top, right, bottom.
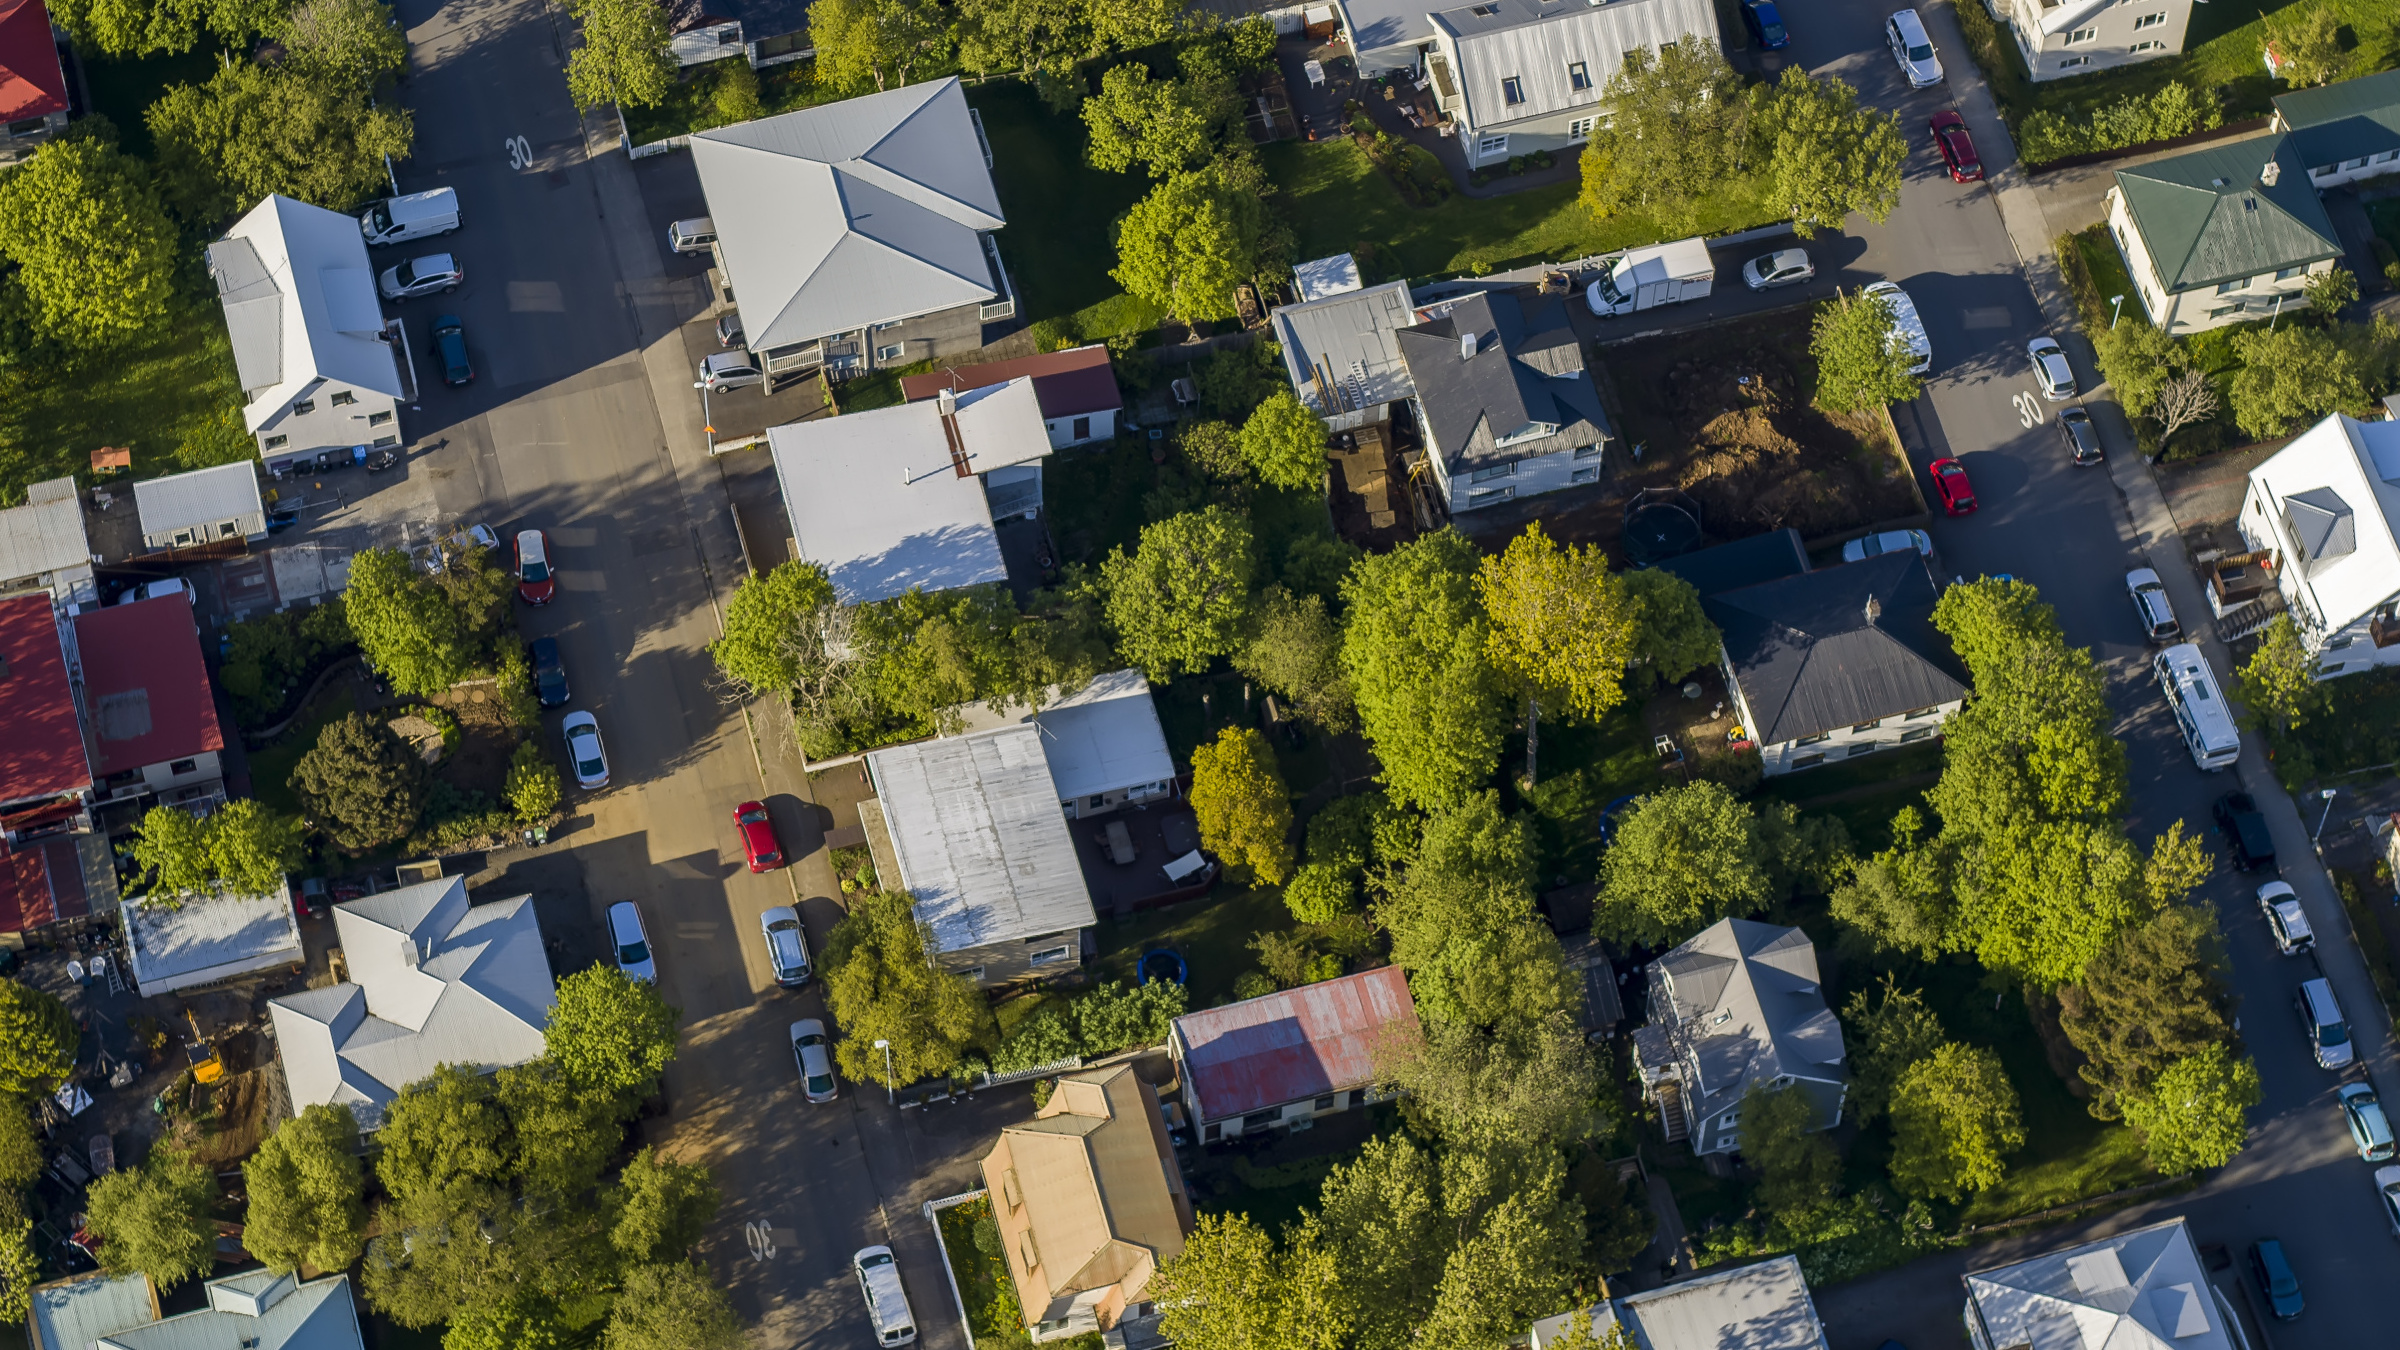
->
398, 936, 420, 969
1863, 594, 1882, 625
1460, 331, 1479, 360
937, 389, 973, 478
2261, 160, 2281, 187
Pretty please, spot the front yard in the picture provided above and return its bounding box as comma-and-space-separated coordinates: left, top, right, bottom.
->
0, 300, 249, 503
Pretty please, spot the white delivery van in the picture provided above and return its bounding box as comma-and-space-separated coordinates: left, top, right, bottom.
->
2153, 642, 2240, 771
1863, 281, 1932, 374
361, 188, 461, 247
1585, 237, 1715, 317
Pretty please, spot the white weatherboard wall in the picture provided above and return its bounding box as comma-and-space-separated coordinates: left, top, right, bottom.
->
2239, 413, 2400, 677
134, 462, 268, 550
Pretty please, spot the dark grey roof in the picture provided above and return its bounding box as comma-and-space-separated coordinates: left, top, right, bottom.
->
1646, 919, 1846, 1128
205, 237, 283, 396
2274, 69, 2400, 169
1396, 291, 1610, 473
1703, 551, 1966, 747
1653, 528, 1809, 597
2284, 486, 2356, 570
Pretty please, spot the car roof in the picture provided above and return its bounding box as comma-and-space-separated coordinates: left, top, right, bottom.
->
762, 904, 801, 928
1890, 9, 1927, 36
518, 528, 548, 561
792, 1018, 827, 1039
532, 636, 560, 660
1932, 110, 1965, 129
563, 711, 597, 734
2127, 567, 2162, 586
608, 901, 643, 938
417, 253, 457, 270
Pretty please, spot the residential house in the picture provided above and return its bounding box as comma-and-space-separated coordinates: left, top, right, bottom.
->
978, 1063, 1195, 1342
0, 593, 90, 824
29, 1269, 365, 1350
1397, 289, 1613, 514
1661, 534, 1966, 775
2105, 135, 2345, 335
1168, 965, 1419, 1143
0, 476, 97, 603
2277, 68, 2400, 188
1962, 1218, 2237, 1350
74, 595, 228, 809
209, 195, 409, 472
690, 78, 1013, 381
0, 829, 110, 946
1270, 279, 1423, 428
0, 0, 69, 162
1993, 0, 2192, 81
945, 669, 1178, 821
863, 723, 1099, 988
267, 875, 555, 1128
900, 345, 1125, 449
766, 376, 1051, 604
1530, 1255, 1830, 1350
2235, 412, 2400, 677
1421, 0, 1720, 167
1631, 918, 1847, 1155
1293, 252, 1364, 302
133, 462, 268, 552
120, 882, 303, 996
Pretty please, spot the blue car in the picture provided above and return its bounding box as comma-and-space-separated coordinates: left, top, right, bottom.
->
529, 636, 570, 708
431, 314, 474, 386
2248, 1239, 2303, 1320
1741, 0, 1789, 49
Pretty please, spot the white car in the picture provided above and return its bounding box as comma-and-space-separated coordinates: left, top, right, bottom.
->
1887, 9, 1944, 88
2376, 1165, 2400, 1238
2028, 336, 2076, 400
2126, 568, 2180, 642
1841, 528, 1933, 563
2256, 882, 2314, 955
608, 901, 655, 983
115, 577, 195, 606
698, 351, 764, 392
854, 1246, 917, 1346
377, 253, 464, 300
1862, 281, 1932, 375
791, 1018, 838, 1103
561, 710, 610, 789
1742, 249, 1814, 290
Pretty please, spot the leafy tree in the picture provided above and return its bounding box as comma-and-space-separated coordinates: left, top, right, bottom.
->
86, 1149, 218, 1290
2234, 615, 2327, 733
1112, 158, 1288, 326
1236, 586, 1354, 731
1082, 62, 1224, 176
1305, 790, 1407, 876
1152, 1212, 1292, 1350
710, 560, 838, 695
242, 1104, 367, 1274
1828, 808, 1950, 960
208, 800, 306, 895
2264, 2, 2343, 87
1477, 522, 1637, 731
1840, 976, 1947, 1126
1811, 288, 1921, 412
809, 0, 944, 95
2228, 323, 2366, 438
1739, 1081, 1838, 1217
609, 1148, 719, 1264
1416, 1176, 1584, 1350
1596, 781, 1771, 945
1756, 68, 1904, 237
290, 713, 426, 851
2057, 904, 2234, 1120
279, 0, 407, 81
563, 0, 676, 111
1379, 795, 1577, 1037
444, 1300, 567, 1350
376, 1064, 515, 1207
601, 1263, 747, 1350
1101, 504, 1257, 679
1577, 38, 1748, 231
48, 0, 280, 55
821, 891, 996, 1086
0, 132, 178, 345
1239, 390, 1330, 491
1620, 568, 1720, 690
495, 1059, 617, 1201
2302, 265, 2358, 317
505, 741, 564, 825
0, 1198, 39, 1323
0, 977, 77, 1095
0, 1098, 39, 1190
1310, 1134, 1445, 1349
1189, 727, 1295, 884
1283, 862, 1356, 923
1342, 530, 1510, 810
546, 966, 681, 1114
132, 805, 215, 901
2118, 1044, 2260, 1173
147, 55, 412, 219
343, 548, 472, 695
1376, 1013, 1605, 1158
1887, 1042, 2023, 1201
2089, 320, 2182, 420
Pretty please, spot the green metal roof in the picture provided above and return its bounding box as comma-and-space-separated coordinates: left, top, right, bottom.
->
2113, 135, 2342, 294
2273, 69, 2400, 169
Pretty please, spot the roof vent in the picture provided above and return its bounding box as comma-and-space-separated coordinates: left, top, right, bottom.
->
2245, 197, 2258, 212
1863, 594, 1882, 625
2261, 160, 2281, 187
1460, 331, 1479, 360
2210, 176, 2228, 187
398, 937, 420, 969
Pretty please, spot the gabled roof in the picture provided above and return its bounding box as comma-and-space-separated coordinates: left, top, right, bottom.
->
768, 376, 1049, 604
1272, 280, 1423, 415
1654, 528, 1810, 598
134, 463, 265, 537
2245, 413, 2400, 634
0, 593, 89, 807
2274, 68, 2400, 169
899, 343, 1124, 420
1398, 290, 1610, 472
1650, 919, 1845, 1123
1433, 0, 1717, 131
867, 723, 1097, 953
1532, 1254, 1830, 1350
0, 481, 90, 587
34, 1270, 364, 1350
2113, 136, 2343, 293
72, 597, 225, 777
692, 78, 1005, 350
1171, 966, 1419, 1123
1701, 550, 1966, 746
0, 834, 94, 935
210, 196, 406, 431
1965, 1218, 2232, 1350
0, 0, 68, 122
1029, 670, 1174, 802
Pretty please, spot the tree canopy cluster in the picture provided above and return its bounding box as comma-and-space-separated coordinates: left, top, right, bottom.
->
130, 799, 306, 902
820, 890, 998, 1087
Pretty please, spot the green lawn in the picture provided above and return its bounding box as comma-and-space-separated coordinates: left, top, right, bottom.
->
1755, 740, 1944, 855
80, 44, 220, 156
246, 689, 356, 815
0, 298, 248, 505
970, 81, 1158, 342
1505, 702, 1666, 886
1092, 884, 1298, 1009
2060, 227, 2142, 333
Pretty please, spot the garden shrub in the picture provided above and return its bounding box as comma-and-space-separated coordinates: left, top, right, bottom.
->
218, 600, 356, 727
987, 979, 1190, 1075
2016, 81, 2220, 165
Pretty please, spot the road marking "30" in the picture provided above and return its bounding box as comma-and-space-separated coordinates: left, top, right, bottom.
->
2011, 391, 2044, 428
504, 135, 534, 170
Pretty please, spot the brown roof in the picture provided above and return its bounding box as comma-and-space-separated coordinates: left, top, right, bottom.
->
900, 344, 1123, 421
978, 1063, 1192, 1329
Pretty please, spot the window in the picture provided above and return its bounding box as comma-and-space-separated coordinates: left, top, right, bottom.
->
874, 319, 905, 331
1349, 1089, 1369, 1108
2276, 265, 2307, 281
1848, 743, 1879, 758
368, 410, 393, 426
293, 399, 317, 415
1851, 718, 1883, 733
1567, 60, 1591, 90
1204, 1123, 1223, 1141
1467, 486, 1514, 505
961, 966, 986, 982
1905, 706, 1941, 720
372, 435, 400, 447
2312, 163, 2338, 177
1087, 794, 1107, 810
218, 520, 238, 538
169, 758, 198, 774
2375, 150, 2400, 164
2328, 633, 2353, 649
877, 342, 905, 362
1567, 116, 1596, 142
2208, 305, 2242, 319
1241, 1108, 1281, 1129
2340, 157, 2368, 171
2216, 277, 2248, 294
1898, 727, 1933, 743
2130, 39, 2163, 52
1477, 134, 1509, 159
1573, 443, 1603, 460
1790, 753, 1825, 770
1720, 1110, 1741, 1128
1796, 732, 1830, 746
1028, 943, 1073, 966
2066, 26, 2096, 43
264, 435, 288, 449
1071, 416, 1091, 440
1571, 466, 1601, 485
1314, 1095, 1336, 1111
2131, 9, 2164, 26
2058, 55, 2091, 68
1501, 76, 1525, 106
1470, 463, 1516, 483
330, 391, 356, 406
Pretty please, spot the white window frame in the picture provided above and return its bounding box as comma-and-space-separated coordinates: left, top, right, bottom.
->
2131, 10, 2163, 27
1572, 443, 1603, 460
2130, 39, 2164, 52
1500, 76, 1525, 105
1027, 944, 1073, 966
1567, 116, 1596, 142
1566, 60, 1590, 90
876, 341, 906, 362
1469, 462, 1516, 483
2066, 25, 2096, 43
2058, 54, 2091, 68
1571, 466, 1601, 484
1467, 485, 1515, 506
1476, 134, 1509, 160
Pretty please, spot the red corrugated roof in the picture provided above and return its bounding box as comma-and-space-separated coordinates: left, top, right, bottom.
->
71, 596, 223, 777
0, 836, 83, 933
0, 0, 67, 123
0, 594, 88, 807
899, 344, 1123, 420
1175, 965, 1419, 1122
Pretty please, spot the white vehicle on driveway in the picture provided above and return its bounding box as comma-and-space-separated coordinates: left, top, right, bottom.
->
1742, 248, 1814, 290
1862, 281, 1931, 374
1886, 9, 1944, 87
2028, 336, 2076, 399
853, 1247, 917, 1346
1841, 529, 1933, 563
562, 711, 610, 789
378, 253, 463, 300
608, 901, 655, 982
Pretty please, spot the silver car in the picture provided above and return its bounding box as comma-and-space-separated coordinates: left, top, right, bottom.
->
1887, 9, 1944, 88
2125, 568, 2180, 641
2375, 1165, 2400, 1238
561, 710, 609, 789
698, 351, 764, 392
377, 252, 463, 300
2256, 882, 2313, 955
1742, 249, 1814, 290
2028, 336, 2076, 400
1841, 528, 1933, 563
608, 901, 656, 983
791, 1018, 838, 1103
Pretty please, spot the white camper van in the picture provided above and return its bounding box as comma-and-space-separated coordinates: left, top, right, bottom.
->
360, 188, 462, 247
1585, 237, 1715, 317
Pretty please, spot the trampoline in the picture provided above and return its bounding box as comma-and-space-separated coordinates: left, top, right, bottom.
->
1137, 949, 1188, 987
1623, 488, 1702, 564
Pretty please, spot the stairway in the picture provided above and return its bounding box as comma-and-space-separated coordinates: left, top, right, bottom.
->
2218, 589, 2288, 643
1657, 1082, 1689, 1144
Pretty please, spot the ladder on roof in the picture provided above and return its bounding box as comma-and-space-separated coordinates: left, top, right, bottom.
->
1656, 1081, 1688, 1144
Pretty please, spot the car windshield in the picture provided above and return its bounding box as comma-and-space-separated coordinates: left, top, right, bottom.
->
619, 941, 649, 965
861, 1254, 894, 1269
522, 559, 549, 582
2323, 1019, 2351, 1047
742, 807, 769, 824
1908, 41, 1934, 60
395, 259, 420, 286
370, 204, 393, 232
808, 1074, 834, 1094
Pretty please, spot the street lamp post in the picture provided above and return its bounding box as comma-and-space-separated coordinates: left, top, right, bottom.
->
2109, 294, 2125, 329
691, 380, 715, 450
873, 1039, 894, 1103
2313, 787, 2338, 848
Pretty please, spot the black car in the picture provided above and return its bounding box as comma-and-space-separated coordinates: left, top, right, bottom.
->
2056, 406, 2102, 466
530, 636, 570, 708
432, 314, 474, 386
2248, 1238, 2303, 1320
1739, 0, 1789, 49
2212, 792, 2276, 872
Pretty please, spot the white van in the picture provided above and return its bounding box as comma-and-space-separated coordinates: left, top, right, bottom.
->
2297, 977, 2353, 1069
852, 1246, 917, 1346
1864, 281, 1932, 375
2153, 643, 2239, 771
361, 188, 462, 247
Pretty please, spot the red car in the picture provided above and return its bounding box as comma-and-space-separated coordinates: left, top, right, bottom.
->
1931, 110, 1982, 182
735, 801, 785, 872
512, 528, 555, 605
1930, 457, 1978, 515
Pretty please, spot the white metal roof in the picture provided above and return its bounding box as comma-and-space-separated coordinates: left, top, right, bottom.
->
1294, 253, 1363, 302
1530, 1255, 1829, 1350
941, 670, 1175, 802
767, 377, 1050, 604
133, 462, 265, 536
121, 885, 303, 997
868, 723, 1097, 953
1434, 0, 1718, 131
1272, 280, 1423, 415
1964, 1218, 2231, 1350
692, 78, 1006, 351
2245, 413, 2400, 636
210, 195, 405, 433
0, 485, 90, 584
